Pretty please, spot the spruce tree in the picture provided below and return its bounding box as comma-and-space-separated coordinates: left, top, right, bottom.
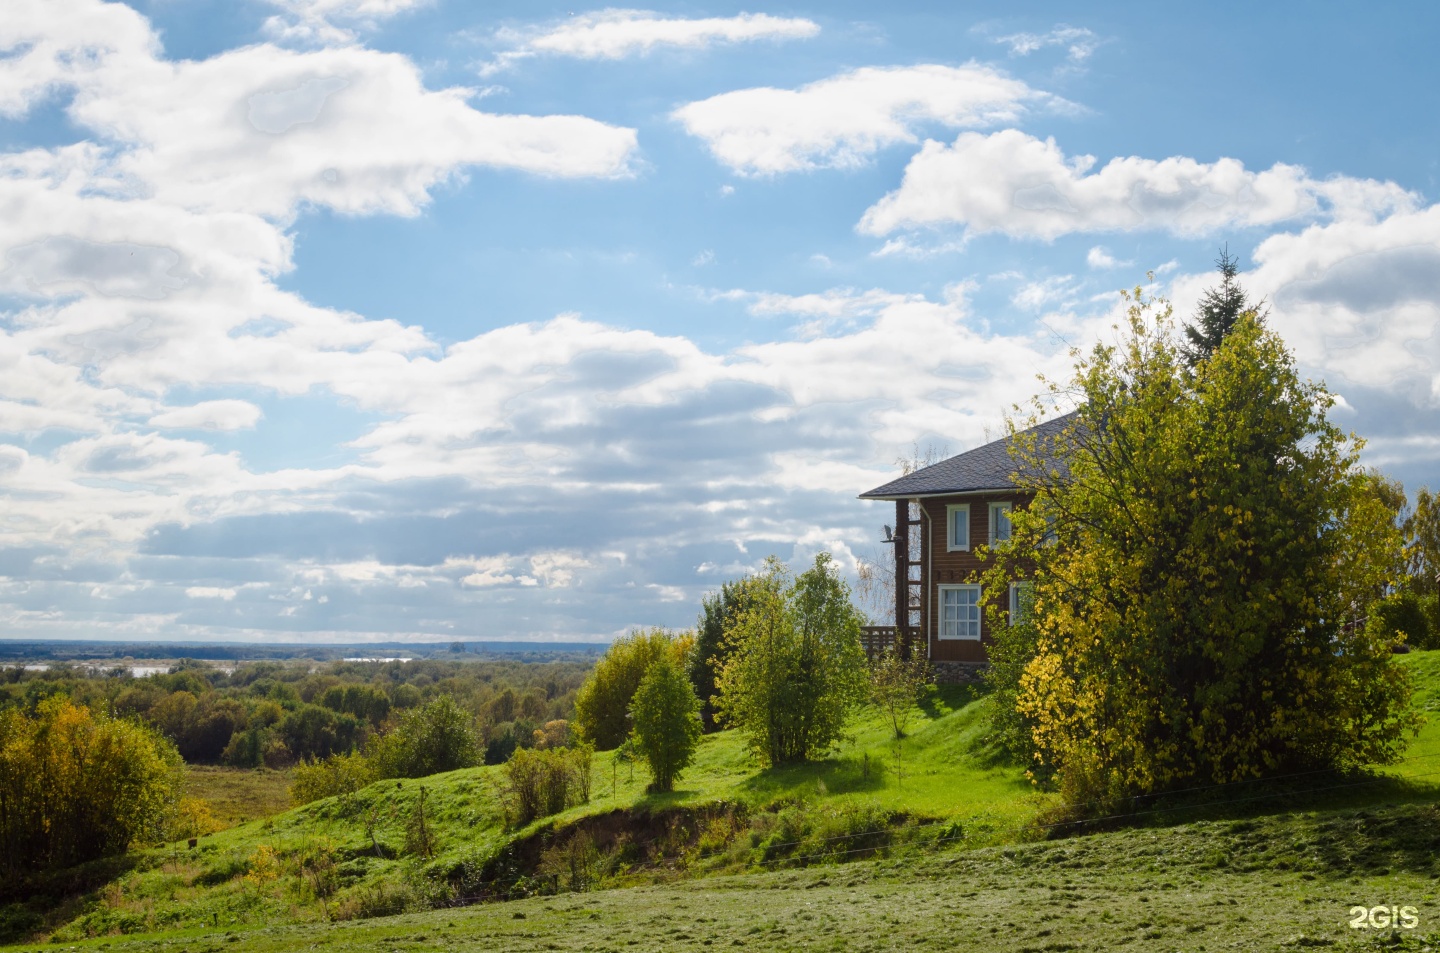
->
1181, 246, 1265, 366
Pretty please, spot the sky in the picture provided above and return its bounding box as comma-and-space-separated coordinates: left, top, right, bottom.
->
1, 0, 1438, 644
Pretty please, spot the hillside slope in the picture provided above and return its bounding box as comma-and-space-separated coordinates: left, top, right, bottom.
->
8, 652, 1440, 947
21, 801, 1440, 952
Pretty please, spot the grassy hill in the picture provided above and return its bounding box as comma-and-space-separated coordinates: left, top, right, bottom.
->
6, 653, 1440, 949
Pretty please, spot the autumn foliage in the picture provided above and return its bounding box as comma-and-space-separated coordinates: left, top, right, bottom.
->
984, 292, 1418, 807
0, 697, 183, 874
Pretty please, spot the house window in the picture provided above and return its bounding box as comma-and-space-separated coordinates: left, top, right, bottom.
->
989, 502, 1012, 546
1009, 582, 1034, 625
938, 584, 982, 640
946, 504, 970, 552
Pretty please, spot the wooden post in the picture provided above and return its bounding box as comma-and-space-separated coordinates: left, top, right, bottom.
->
895, 498, 910, 660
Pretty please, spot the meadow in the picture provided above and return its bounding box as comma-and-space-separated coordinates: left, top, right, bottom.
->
4, 653, 1440, 950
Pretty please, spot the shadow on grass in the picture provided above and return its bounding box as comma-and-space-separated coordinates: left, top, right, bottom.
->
918, 683, 987, 720
734, 753, 892, 804
1045, 770, 1440, 877
0, 851, 142, 944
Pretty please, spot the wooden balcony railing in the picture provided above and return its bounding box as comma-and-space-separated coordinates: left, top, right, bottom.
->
859, 625, 898, 660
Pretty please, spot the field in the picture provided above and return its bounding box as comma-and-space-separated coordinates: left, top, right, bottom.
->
4, 654, 1440, 950
184, 767, 294, 828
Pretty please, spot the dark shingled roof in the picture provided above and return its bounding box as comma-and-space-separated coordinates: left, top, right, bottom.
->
859, 412, 1078, 500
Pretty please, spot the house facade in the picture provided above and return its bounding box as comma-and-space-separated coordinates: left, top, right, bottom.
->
858, 414, 1072, 672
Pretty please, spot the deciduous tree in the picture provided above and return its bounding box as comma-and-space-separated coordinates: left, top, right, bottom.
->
985, 289, 1418, 806
629, 653, 702, 793
574, 629, 692, 750
715, 554, 868, 766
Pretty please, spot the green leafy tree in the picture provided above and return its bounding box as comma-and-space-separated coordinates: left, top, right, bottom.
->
984, 289, 1418, 806
629, 654, 702, 792
371, 694, 478, 778
1406, 487, 1440, 599
714, 554, 868, 766
1181, 247, 1266, 366
1368, 591, 1437, 651
573, 629, 692, 750
690, 580, 761, 731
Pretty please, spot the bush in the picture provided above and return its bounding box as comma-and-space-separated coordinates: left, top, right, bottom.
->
370, 695, 478, 778
290, 750, 377, 806
574, 629, 692, 750
1369, 591, 1437, 650
714, 554, 868, 766
629, 654, 701, 792
483, 719, 536, 766
0, 697, 183, 873
502, 746, 592, 827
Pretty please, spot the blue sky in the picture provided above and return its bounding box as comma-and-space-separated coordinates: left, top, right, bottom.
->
1, 0, 1437, 643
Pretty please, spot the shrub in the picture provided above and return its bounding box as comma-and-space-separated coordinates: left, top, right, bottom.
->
714, 554, 868, 765
574, 629, 693, 750
1369, 591, 1437, 651
0, 697, 183, 874
290, 750, 377, 806
502, 747, 591, 827
984, 296, 1419, 806
629, 654, 701, 792
370, 695, 478, 778
868, 648, 931, 740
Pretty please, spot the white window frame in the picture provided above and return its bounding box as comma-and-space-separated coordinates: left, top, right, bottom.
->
989, 502, 1013, 546
937, 584, 982, 640
946, 503, 971, 552
1009, 582, 1034, 626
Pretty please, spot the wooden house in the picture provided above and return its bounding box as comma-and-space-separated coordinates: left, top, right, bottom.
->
858, 413, 1074, 676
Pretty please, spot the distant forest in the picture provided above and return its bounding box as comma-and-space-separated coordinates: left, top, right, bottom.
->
0, 654, 598, 768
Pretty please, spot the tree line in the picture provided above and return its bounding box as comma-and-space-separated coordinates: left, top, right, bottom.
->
0, 656, 592, 770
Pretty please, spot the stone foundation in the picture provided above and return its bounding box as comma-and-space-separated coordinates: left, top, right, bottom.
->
930, 660, 987, 685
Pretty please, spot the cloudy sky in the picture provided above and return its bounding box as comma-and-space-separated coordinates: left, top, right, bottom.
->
2, 1, 1438, 643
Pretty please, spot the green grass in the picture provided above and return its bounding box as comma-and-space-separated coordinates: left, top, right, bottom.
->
11, 803, 1440, 952
185, 767, 294, 828
7, 654, 1440, 949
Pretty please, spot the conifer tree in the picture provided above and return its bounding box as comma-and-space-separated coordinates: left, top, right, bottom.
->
1181, 246, 1266, 366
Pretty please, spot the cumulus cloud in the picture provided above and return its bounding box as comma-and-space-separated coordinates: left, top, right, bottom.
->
1237, 205, 1440, 404
859, 130, 1417, 239
1085, 245, 1130, 269
149, 401, 263, 431
482, 9, 819, 73
674, 64, 1063, 175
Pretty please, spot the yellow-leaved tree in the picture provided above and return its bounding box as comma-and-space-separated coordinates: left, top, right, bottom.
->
0, 696, 183, 874
982, 289, 1419, 809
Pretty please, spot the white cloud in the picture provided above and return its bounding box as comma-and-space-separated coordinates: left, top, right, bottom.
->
186, 586, 237, 600
0, 0, 156, 118
261, 0, 430, 46
859, 130, 1417, 239
483, 10, 819, 73
1012, 275, 1078, 311
1086, 246, 1130, 269
1234, 205, 1440, 403
70, 44, 637, 220
149, 400, 263, 431
674, 64, 1062, 176
993, 25, 1102, 62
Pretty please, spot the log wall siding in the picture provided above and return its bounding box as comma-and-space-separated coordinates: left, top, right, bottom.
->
919, 492, 1033, 663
